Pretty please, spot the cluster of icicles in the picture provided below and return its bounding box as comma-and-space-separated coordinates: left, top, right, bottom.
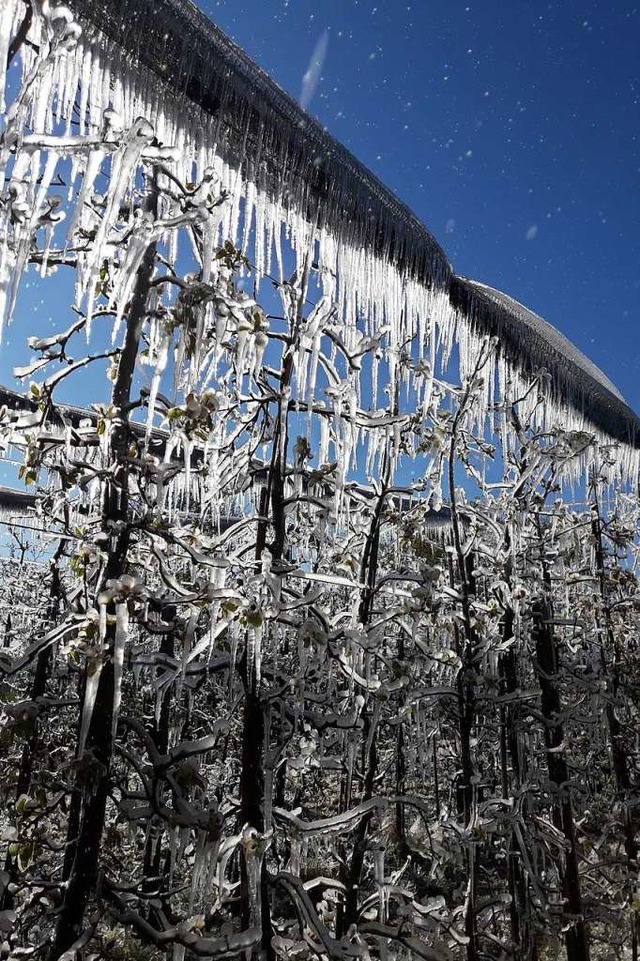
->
1, 0, 639, 489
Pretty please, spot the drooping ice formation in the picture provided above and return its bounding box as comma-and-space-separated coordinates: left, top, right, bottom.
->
450, 278, 640, 453
1, 0, 639, 482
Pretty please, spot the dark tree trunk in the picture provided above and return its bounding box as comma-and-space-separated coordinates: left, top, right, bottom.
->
50, 180, 157, 960
447, 401, 479, 961
142, 617, 176, 901
341, 709, 378, 934
532, 598, 590, 961
499, 608, 537, 960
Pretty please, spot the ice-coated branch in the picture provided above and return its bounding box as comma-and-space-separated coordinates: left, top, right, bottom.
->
103, 878, 262, 958
271, 871, 368, 959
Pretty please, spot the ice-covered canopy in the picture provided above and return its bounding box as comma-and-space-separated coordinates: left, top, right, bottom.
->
69, 0, 453, 295
2, 0, 639, 472
450, 278, 640, 447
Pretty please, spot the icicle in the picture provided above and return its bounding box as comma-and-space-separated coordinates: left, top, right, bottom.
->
172, 944, 186, 961
247, 620, 263, 690
3, 147, 60, 327
288, 836, 302, 876
241, 179, 255, 257
145, 332, 170, 442
251, 323, 269, 383
241, 825, 264, 930
318, 415, 330, 468
98, 598, 107, 641
109, 208, 157, 336
0, 0, 18, 114
229, 626, 239, 700
82, 119, 156, 324
78, 645, 103, 757
65, 147, 105, 255
182, 436, 193, 512
111, 601, 129, 742
39, 222, 54, 277
345, 733, 356, 807
373, 843, 387, 922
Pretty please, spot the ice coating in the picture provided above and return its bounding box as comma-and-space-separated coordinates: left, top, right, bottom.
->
1, 0, 639, 487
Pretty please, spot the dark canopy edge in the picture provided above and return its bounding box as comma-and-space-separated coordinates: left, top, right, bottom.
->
74, 0, 452, 292
450, 277, 640, 447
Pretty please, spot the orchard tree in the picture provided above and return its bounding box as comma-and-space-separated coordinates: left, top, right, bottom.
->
1, 6, 640, 961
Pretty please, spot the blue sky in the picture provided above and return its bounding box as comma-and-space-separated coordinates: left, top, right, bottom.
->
201, 0, 640, 414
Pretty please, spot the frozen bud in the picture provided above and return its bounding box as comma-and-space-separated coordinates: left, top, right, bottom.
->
299, 734, 318, 757
298, 618, 326, 647
319, 899, 335, 923
86, 654, 102, 678
251, 307, 268, 331
59, 21, 82, 48
241, 825, 260, 853
174, 758, 204, 790
132, 118, 155, 142
46, 5, 73, 22
185, 396, 203, 420
245, 600, 263, 628
44, 4, 74, 35
293, 435, 312, 468
97, 588, 117, 605
236, 313, 253, 332
200, 389, 220, 411
429, 487, 443, 512
241, 824, 272, 855
119, 574, 143, 596
103, 107, 123, 132
11, 201, 30, 224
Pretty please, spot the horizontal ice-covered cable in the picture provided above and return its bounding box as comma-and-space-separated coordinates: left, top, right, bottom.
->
0, 484, 37, 512
0, 386, 459, 537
